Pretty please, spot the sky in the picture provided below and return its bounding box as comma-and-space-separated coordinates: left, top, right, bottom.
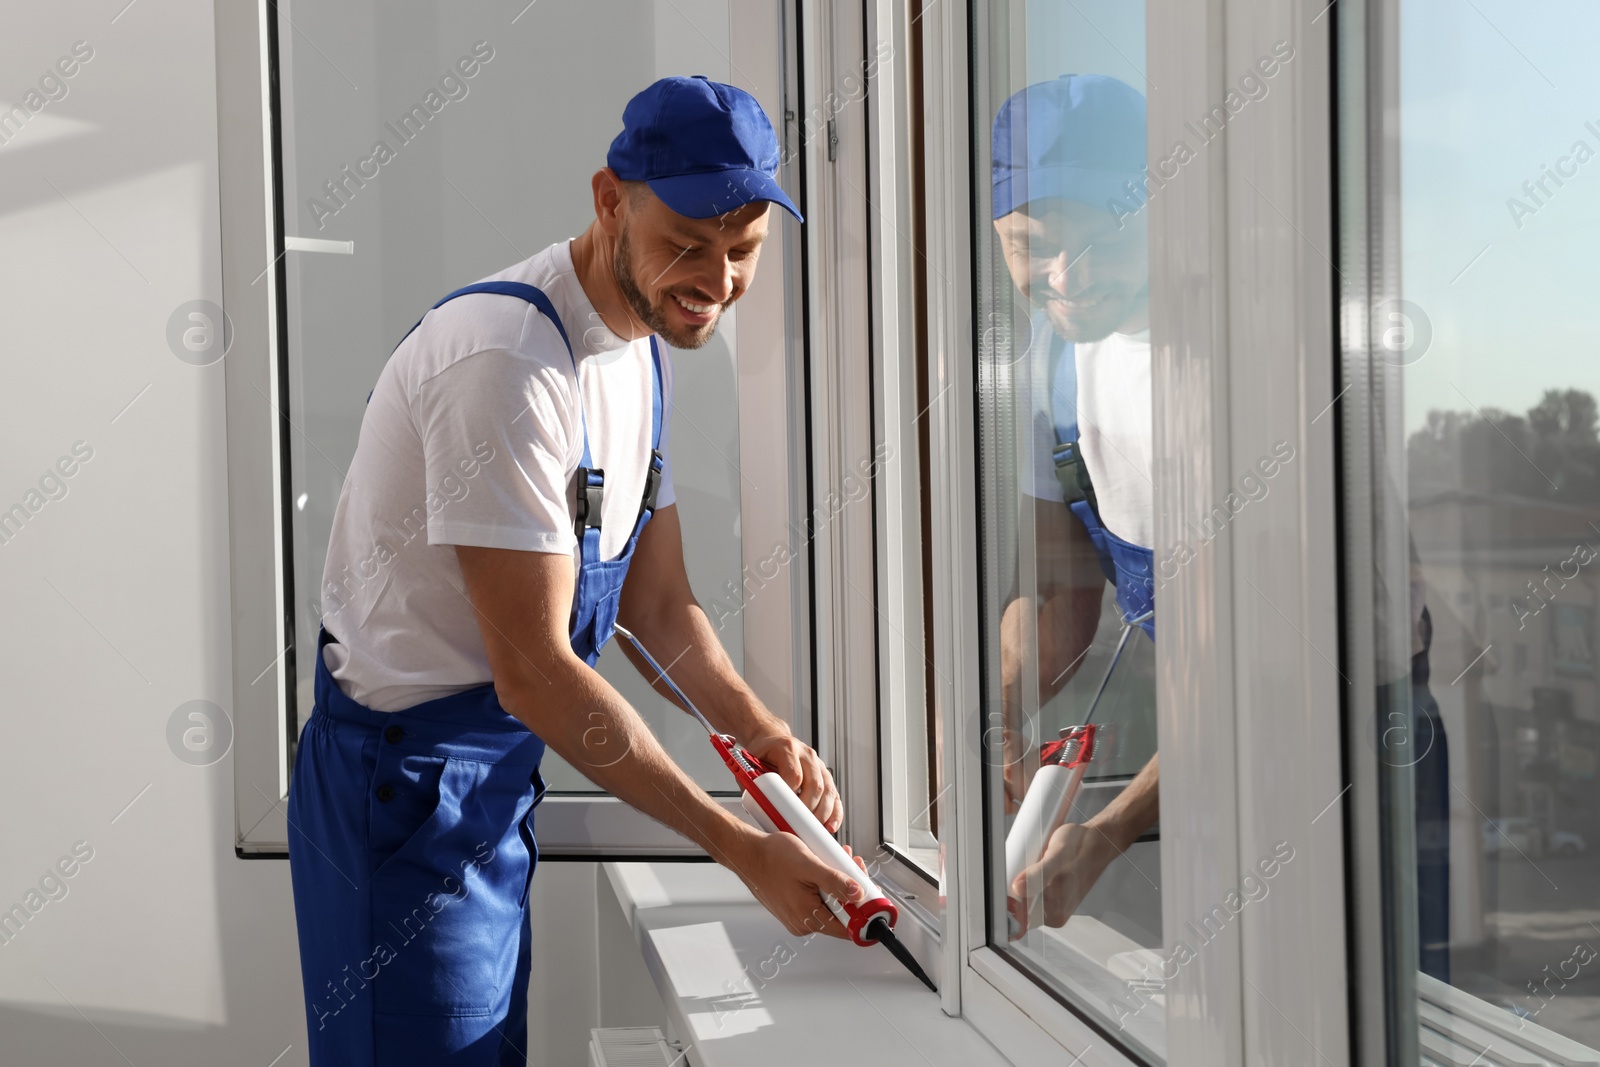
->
1399, 0, 1600, 432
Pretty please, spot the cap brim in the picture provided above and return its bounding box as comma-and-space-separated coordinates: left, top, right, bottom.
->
992, 165, 1143, 220
647, 168, 804, 224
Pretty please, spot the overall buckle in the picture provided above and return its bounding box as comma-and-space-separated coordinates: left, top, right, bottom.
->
574, 467, 605, 538
1052, 442, 1086, 504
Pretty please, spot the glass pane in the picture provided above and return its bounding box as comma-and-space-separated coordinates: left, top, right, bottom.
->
1344, 0, 1600, 1059
973, 1, 1164, 1059
275, 0, 746, 791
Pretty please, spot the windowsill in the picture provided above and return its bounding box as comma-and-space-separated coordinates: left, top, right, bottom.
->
602, 862, 1017, 1067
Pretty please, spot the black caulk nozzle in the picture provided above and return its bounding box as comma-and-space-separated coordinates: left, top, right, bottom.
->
865, 916, 937, 993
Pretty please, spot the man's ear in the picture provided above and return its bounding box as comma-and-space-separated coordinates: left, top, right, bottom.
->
593, 167, 627, 237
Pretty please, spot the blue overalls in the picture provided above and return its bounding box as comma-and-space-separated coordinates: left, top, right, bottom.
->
1046, 333, 1156, 638
288, 282, 665, 1065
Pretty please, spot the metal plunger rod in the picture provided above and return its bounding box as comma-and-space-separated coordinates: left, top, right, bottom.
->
1079, 609, 1154, 728
612, 624, 718, 736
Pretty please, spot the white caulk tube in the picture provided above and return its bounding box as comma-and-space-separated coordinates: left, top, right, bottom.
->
740, 771, 897, 944
1004, 728, 1095, 893
1004, 612, 1149, 912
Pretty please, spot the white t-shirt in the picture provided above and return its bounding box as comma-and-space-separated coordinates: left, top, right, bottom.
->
319, 239, 676, 711
1023, 310, 1153, 548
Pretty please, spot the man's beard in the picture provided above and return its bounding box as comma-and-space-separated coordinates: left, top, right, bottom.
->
614, 227, 723, 350
1039, 283, 1148, 345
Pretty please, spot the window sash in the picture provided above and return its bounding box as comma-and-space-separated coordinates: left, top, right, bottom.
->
221, 0, 810, 858
798, 0, 949, 961
899, 0, 1354, 1061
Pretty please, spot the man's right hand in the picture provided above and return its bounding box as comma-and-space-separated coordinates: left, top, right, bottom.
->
722, 824, 869, 940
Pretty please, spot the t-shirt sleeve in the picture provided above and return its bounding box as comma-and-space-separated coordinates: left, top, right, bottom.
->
412, 347, 581, 554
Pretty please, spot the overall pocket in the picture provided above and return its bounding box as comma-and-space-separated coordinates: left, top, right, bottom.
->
366, 751, 448, 879
369, 757, 535, 1017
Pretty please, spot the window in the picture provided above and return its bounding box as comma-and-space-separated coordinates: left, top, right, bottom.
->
212, 0, 1384, 1057
1338, 0, 1600, 1059
854, 0, 1228, 1057
870, 1, 942, 881
929, 0, 1352, 1059
225, 0, 807, 855
968, 1, 1164, 1058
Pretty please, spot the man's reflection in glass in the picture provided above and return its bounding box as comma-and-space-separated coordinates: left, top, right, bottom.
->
991, 76, 1449, 975
990, 74, 1160, 935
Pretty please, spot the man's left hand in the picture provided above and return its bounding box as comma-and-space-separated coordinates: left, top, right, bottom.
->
1007, 820, 1119, 937
743, 731, 843, 833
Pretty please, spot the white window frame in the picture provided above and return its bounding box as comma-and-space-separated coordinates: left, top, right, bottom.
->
217, 0, 290, 857
1335, 0, 1408, 1061
216, 0, 812, 858
796, 0, 956, 988
818, 0, 1360, 1061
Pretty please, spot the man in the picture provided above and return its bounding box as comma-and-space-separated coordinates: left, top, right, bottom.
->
990, 74, 1162, 935
287, 76, 866, 1065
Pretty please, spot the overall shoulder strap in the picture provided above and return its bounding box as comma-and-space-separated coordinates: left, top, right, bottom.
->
1046, 332, 1099, 517
647, 335, 664, 451
1046, 330, 1076, 446
394, 280, 574, 356
633, 336, 667, 527
458, 281, 575, 356
385, 280, 593, 462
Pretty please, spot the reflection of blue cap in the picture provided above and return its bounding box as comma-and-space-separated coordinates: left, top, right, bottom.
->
608, 76, 803, 223
991, 75, 1146, 220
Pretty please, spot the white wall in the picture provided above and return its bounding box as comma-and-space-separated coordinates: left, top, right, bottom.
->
0, 0, 306, 1061
0, 3, 671, 1064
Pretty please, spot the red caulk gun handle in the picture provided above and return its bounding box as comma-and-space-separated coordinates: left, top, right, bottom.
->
714, 735, 897, 946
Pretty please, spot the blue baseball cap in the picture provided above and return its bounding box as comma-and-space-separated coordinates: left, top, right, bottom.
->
991, 74, 1146, 220
608, 76, 803, 223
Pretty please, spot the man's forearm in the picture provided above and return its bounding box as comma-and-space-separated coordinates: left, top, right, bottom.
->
496, 653, 757, 867
1089, 752, 1159, 851
1001, 584, 1103, 720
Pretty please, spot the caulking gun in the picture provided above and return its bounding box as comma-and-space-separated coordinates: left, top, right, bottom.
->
611, 624, 937, 992
1004, 609, 1154, 910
